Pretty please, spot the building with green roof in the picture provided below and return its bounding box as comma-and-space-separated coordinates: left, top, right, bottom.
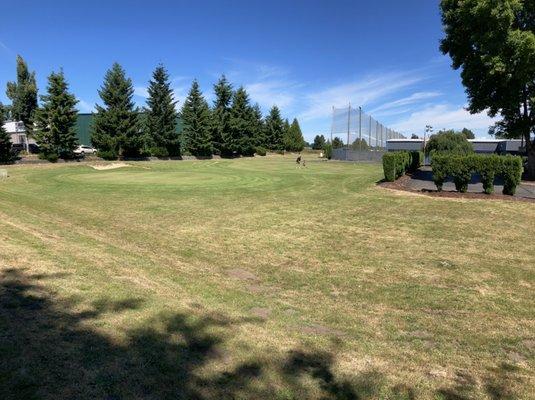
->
74, 113, 184, 147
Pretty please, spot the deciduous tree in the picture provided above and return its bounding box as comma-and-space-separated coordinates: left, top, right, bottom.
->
440, 0, 535, 177
0, 104, 12, 163
6, 55, 38, 135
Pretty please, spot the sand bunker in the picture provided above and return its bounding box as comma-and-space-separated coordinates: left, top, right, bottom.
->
90, 162, 130, 171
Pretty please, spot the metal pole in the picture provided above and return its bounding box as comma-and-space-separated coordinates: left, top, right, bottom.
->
368, 115, 372, 150
330, 106, 334, 144
346, 103, 351, 160
358, 107, 362, 153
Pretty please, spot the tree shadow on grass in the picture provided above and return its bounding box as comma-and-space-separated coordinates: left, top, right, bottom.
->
0, 268, 523, 399
0, 268, 374, 399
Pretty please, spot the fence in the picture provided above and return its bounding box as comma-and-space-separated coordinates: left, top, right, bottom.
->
330, 105, 405, 161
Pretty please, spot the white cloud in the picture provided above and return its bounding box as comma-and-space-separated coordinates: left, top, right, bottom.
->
297, 71, 424, 121
245, 80, 295, 110
134, 86, 149, 99
77, 99, 95, 113
390, 104, 497, 137
369, 91, 442, 115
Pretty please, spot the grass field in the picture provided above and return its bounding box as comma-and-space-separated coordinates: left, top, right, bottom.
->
0, 156, 533, 399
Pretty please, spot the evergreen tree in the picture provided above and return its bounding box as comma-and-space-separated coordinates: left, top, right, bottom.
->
145, 64, 179, 157
332, 137, 345, 149
284, 118, 305, 152
0, 103, 12, 163
6, 55, 38, 135
229, 87, 255, 156
211, 75, 233, 155
264, 105, 285, 151
91, 63, 140, 158
312, 134, 326, 150
34, 70, 79, 159
181, 80, 212, 157
251, 103, 265, 148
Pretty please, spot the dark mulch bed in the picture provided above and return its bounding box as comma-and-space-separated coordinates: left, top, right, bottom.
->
379, 173, 535, 204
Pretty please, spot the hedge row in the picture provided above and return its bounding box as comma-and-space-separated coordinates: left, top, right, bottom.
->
382, 151, 424, 182
431, 153, 523, 195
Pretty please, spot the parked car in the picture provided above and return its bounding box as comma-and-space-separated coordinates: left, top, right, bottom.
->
74, 145, 98, 155
10, 143, 40, 155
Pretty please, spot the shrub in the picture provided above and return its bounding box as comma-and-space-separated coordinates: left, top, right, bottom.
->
382, 151, 420, 182
425, 130, 473, 155
323, 143, 333, 160
97, 150, 118, 160
255, 146, 267, 156
451, 154, 473, 193
38, 152, 59, 163
430, 153, 449, 191
501, 155, 523, 195
382, 153, 397, 182
149, 147, 169, 158
431, 153, 523, 195
476, 155, 500, 194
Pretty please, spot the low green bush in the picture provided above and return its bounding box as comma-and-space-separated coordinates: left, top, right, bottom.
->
323, 143, 333, 160
149, 147, 169, 158
431, 153, 523, 195
451, 155, 472, 193
382, 153, 397, 182
501, 155, 523, 195
97, 150, 118, 160
382, 151, 423, 182
38, 152, 59, 163
255, 146, 267, 156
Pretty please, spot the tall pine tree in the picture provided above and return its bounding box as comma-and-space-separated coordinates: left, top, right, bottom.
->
145, 64, 179, 157
0, 103, 12, 163
34, 70, 79, 159
251, 103, 265, 148
283, 118, 305, 152
264, 105, 285, 151
6, 55, 38, 136
211, 75, 233, 155
91, 63, 140, 158
181, 80, 212, 157
229, 87, 255, 156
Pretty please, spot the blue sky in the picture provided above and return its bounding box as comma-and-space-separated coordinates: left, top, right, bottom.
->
0, 0, 495, 140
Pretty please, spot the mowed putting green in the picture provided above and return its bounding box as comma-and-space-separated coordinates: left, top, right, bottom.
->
0, 156, 533, 399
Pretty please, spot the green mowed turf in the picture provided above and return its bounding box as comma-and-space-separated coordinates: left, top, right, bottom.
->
0, 156, 533, 399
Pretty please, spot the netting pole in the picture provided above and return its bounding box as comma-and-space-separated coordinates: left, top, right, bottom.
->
330, 106, 334, 144
368, 115, 372, 149
375, 120, 378, 149
346, 103, 351, 160
358, 106, 362, 153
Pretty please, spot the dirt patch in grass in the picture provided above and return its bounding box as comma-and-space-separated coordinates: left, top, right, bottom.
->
250, 307, 271, 320
90, 162, 130, 171
301, 323, 346, 337
228, 268, 259, 281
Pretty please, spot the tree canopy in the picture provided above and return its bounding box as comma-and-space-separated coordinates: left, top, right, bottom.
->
34, 70, 79, 160
181, 80, 212, 157
440, 0, 535, 177
145, 64, 179, 157
284, 118, 305, 152
425, 130, 473, 155
0, 103, 12, 163
6, 55, 38, 135
91, 63, 141, 158
312, 135, 326, 150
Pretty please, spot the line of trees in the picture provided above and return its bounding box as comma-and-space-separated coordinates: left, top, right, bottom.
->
1, 56, 305, 162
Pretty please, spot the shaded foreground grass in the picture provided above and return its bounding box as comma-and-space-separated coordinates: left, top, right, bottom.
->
0, 156, 533, 399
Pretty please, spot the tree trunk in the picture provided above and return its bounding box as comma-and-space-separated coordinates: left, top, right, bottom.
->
527, 144, 535, 181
